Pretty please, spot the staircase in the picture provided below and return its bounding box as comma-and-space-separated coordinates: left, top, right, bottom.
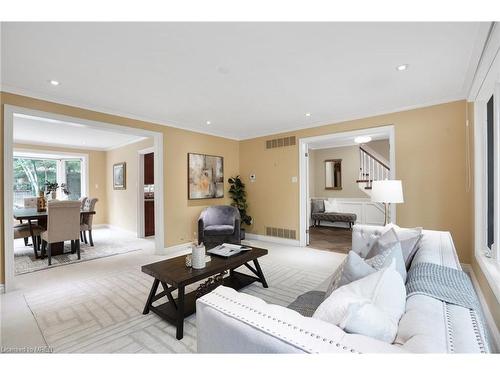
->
356, 146, 390, 197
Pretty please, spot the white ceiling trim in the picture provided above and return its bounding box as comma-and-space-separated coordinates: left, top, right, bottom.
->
1, 84, 241, 141
13, 136, 148, 152
3, 85, 465, 141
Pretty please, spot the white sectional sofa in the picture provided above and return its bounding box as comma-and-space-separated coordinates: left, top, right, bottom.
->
196, 226, 490, 353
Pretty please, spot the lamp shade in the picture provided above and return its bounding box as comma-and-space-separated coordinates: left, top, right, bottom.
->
371, 180, 404, 203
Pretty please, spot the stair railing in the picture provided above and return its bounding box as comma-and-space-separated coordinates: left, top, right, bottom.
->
357, 147, 390, 188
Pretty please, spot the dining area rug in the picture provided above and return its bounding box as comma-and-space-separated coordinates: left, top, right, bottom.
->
14, 227, 154, 275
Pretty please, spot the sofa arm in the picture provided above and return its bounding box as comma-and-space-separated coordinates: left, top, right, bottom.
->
196, 286, 406, 353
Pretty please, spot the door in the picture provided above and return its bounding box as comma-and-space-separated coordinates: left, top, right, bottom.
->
144, 152, 154, 184
144, 200, 155, 237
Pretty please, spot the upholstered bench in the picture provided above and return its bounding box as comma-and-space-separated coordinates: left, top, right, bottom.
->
311, 199, 357, 228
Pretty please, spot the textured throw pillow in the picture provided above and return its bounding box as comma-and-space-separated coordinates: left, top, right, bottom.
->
324, 200, 339, 213
384, 224, 423, 269
366, 227, 399, 259
325, 244, 406, 299
366, 242, 407, 283
352, 227, 382, 258
313, 260, 406, 343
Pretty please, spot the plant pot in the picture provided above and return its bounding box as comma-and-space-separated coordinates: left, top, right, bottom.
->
240, 228, 246, 240
51, 191, 57, 200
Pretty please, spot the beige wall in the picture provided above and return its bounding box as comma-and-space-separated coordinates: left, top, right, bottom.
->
105, 138, 153, 233
240, 100, 474, 265
309, 145, 366, 199
13, 143, 108, 225
0, 92, 239, 284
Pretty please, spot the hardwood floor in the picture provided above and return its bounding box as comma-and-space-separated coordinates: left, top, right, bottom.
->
308, 226, 352, 254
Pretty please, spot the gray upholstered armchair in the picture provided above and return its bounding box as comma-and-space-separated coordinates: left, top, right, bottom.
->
198, 205, 241, 249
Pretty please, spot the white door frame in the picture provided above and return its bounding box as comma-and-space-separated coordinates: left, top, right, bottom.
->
3, 105, 165, 292
137, 146, 155, 238
298, 125, 396, 247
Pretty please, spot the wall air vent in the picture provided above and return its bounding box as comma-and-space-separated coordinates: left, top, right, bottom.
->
265, 226, 296, 239
266, 136, 296, 149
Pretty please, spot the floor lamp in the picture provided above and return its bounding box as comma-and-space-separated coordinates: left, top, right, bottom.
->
371, 180, 404, 225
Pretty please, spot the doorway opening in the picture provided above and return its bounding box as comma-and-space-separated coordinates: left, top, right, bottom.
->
299, 126, 396, 252
4, 105, 165, 291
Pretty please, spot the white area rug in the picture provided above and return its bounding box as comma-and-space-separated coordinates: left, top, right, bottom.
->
15, 228, 154, 275
24, 243, 343, 353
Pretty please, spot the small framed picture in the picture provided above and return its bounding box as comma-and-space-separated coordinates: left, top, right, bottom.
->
113, 162, 126, 190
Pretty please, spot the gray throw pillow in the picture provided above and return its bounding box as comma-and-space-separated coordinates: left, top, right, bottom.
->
336, 251, 377, 289
366, 227, 399, 259
365, 242, 407, 283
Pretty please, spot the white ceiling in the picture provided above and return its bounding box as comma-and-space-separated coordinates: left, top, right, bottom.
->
13, 114, 147, 150
1, 22, 490, 140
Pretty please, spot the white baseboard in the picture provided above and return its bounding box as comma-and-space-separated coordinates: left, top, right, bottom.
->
94, 224, 138, 237
462, 263, 500, 353
157, 242, 193, 257
0, 284, 4, 294
245, 233, 300, 247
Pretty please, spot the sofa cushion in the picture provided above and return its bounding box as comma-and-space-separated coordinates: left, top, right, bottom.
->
313, 260, 406, 343
204, 225, 235, 235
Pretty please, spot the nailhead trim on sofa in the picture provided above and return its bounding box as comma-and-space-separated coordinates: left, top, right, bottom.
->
200, 291, 360, 353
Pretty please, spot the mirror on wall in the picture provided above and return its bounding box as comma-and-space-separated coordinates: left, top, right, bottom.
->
325, 159, 342, 190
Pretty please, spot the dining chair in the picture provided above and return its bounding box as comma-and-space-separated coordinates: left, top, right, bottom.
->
80, 196, 88, 210
80, 198, 98, 246
16, 196, 40, 246
14, 221, 43, 258
40, 200, 81, 266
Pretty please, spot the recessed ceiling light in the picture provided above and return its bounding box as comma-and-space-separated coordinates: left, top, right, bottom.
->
49, 80, 60, 86
396, 64, 408, 71
305, 113, 311, 117
354, 136, 372, 144
206, 121, 211, 125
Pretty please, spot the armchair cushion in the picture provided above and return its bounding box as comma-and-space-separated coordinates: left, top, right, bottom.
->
204, 224, 235, 235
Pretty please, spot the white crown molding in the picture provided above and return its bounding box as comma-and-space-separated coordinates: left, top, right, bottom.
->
237, 95, 466, 140
468, 22, 500, 101
462, 263, 500, 353
2, 86, 466, 142
0, 85, 241, 141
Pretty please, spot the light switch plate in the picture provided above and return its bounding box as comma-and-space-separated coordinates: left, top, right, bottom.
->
291, 176, 298, 183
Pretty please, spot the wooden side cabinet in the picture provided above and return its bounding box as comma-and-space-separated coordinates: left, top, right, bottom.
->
144, 152, 154, 185
145, 200, 155, 237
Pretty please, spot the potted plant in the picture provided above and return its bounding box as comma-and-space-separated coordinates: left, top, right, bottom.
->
228, 175, 252, 240
44, 181, 59, 200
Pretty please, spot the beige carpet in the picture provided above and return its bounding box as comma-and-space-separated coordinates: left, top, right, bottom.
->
23, 250, 341, 353
15, 228, 154, 275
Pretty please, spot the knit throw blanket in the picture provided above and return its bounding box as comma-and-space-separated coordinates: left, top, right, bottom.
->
406, 262, 490, 353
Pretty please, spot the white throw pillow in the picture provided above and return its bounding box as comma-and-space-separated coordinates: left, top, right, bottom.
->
323, 200, 339, 213
313, 260, 406, 343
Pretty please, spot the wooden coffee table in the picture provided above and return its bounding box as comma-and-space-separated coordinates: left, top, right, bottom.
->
141, 246, 268, 339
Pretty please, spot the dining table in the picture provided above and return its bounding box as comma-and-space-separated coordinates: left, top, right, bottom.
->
13, 207, 96, 256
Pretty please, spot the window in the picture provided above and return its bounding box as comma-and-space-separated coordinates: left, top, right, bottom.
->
487, 95, 494, 251
13, 152, 86, 207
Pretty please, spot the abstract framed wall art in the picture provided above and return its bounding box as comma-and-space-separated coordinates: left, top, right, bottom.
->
188, 153, 224, 199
